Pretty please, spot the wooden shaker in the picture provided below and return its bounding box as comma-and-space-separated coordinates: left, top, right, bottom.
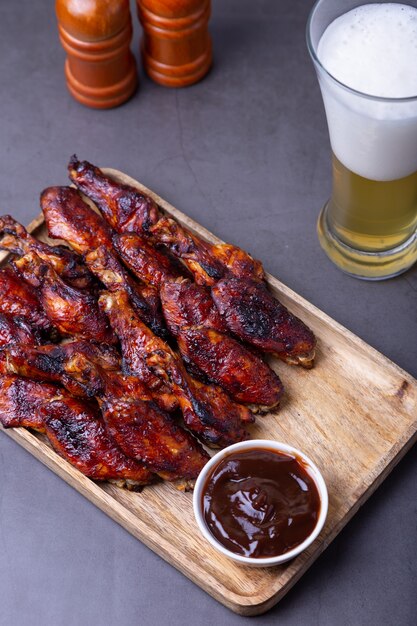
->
137, 0, 212, 87
56, 0, 138, 108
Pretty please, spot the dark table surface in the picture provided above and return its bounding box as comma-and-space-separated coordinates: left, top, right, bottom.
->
1, 1, 416, 624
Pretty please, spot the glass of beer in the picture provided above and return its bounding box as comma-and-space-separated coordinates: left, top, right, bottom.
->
307, 1, 417, 279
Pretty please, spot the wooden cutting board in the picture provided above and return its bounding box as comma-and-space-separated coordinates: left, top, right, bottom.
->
1, 168, 416, 616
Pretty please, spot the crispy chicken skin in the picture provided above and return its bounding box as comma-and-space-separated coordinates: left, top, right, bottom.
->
100, 290, 253, 447
67, 156, 264, 286
0, 376, 58, 431
161, 279, 284, 409
0, 215, 95, 290
41, 186, 114, 254
68, 156, 159, 234
12, 252, 115, 344
212, 278, 316, 367
0, 313, 39, 347
42, 393, 155, 488
0, 266, 52, 333
63, 354, 209, 482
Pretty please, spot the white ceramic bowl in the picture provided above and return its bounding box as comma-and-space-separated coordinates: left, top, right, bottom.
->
193, 439, 328, 567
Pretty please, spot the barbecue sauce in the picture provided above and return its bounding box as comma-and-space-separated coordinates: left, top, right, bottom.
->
202, 448, 321, 558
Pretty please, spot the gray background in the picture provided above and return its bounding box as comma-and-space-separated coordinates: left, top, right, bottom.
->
0, 0, 416, 624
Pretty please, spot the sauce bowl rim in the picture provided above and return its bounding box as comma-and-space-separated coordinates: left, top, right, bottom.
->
192, 439, 329, 567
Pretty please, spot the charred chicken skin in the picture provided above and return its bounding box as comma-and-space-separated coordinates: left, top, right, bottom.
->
212, 278, 317, 367
42, 393, 154, 488
0, 215, 95, 290
12, 252, 115, 344
160, 279, 284, 410
0, 266, 53, 333
0, 341, 119, 398
0, 376, 58, 431
62, 353, 209, 483
41, 186, 168, 339
0, 374, 153, 488
0, 313, 39, 347
99, 290, 253, 447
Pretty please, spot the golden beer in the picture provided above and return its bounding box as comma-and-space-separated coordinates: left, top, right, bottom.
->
327, 155, 417, 252
308, 1, 417, 279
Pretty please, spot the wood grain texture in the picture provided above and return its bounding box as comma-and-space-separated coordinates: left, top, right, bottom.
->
1, 168, 416, 615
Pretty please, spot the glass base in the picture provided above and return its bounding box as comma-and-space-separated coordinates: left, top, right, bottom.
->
317, 202, 417, 281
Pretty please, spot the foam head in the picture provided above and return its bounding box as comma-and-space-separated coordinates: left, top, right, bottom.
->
315, 3, 417, 180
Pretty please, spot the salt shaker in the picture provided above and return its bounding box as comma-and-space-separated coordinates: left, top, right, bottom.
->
137, 0, 212, 87
56, 0, 138, 108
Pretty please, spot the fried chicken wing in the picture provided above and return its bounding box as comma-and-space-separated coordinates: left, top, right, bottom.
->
0, 266, 53, 333
212, 278, 316, 367
68, 156, 159, 233
100, 290, 253, 447
0, 375, 58, 431
42, 393, 154, 488
41, 186, 114, 254
12, 252, 115, 344
63, 353, 209, 483
0, 215, 95, 290
0, 313, 39, 347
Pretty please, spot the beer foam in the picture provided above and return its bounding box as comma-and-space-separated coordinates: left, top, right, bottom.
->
315, 4, 417, 180
318, 4, 417, 98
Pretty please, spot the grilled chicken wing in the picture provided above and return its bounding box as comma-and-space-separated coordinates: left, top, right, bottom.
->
68, 156, 263, 286
159, 278, 228, 334
0, 313, 40, 347
0, 215, 95, 290
63, 353, 209, 483
42, 393, 154, 488
12, 252, 115, 344
212, 278, 316, 367
160, 279, 283, 410
68, 156, 159, 234
85, 246, 168, 339
66, 156, 316, 366
0, 341, 119, 398
41, 186, 114, 254
41, 186, 168, 339
0, 265, 53, 333
100, 290, 253, 447
0, 375, 58, 431
0, 374, 153, 488
113, 232, 182, 288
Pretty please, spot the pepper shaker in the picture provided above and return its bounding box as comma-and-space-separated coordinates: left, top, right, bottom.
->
56, 0, 137, 108
137, 0, 212, 87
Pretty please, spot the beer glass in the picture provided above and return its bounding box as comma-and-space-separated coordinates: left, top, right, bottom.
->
307, 0, 417, 280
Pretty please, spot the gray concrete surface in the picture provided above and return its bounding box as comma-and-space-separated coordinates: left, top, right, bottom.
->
0, 1, 416, 624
